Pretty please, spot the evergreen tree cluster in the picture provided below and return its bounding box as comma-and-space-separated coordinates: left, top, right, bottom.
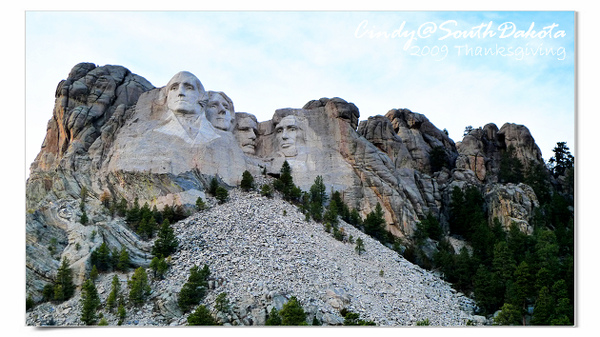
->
404, 142, 575, 325
41, 258, 76, 303
430, 187, 573, 325
340, 308, 376, 325
100, 192, 189, 240
80, 279, 101, 325
178, 265, 211, 313
273, 161, 302, 201
208, 176, 230, 204
265, 296, 308, 326
128, 267, 151, 306
429, 146, 449, 173
151, 220, 179, 259
90, 242, 131, 273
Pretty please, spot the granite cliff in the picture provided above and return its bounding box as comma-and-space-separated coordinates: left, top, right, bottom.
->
26, 63, 558, 326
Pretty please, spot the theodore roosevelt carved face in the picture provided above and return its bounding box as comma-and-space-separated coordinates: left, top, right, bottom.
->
165, 71, 206, 116
234, 113, 259, 155
206, 91, 235, 132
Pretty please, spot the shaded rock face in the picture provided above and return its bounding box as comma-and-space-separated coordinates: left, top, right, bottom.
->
26, 63, 549, 300
484, 183, 539, 234
31, 63, 154, 173
455, 123, 544, 183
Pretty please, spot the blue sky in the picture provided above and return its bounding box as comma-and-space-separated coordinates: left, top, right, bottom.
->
25, 11, 574, 169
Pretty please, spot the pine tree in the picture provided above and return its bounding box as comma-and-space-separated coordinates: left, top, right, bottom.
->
152, 219, 178, 259
91, 242, 112, 272
274, 160, 300, 201
137, 218, 150, 239
89, 265, 99, 282
363, 203, 387, 243
80, 279, 101, 325
494, 303, 521, 325
531, 286, 554, 325
196, 197, 206, 211
214, 292, 231, 313
126, 197, 141, 225
80, 209, 89, 225
492, 241, 516, 284
178, 265, 210, 312
54, 257, 75, 302
116, 197, 128, 217
499, 145, 524, 184
240, 170, 255, 191
100, 190, 111, 209
26, 294, 35, 311
309, 176, 327, 220
323, 199, 339, 227
429, 146, 448, 173
106, 275, 120, 311
117, 302, 126, 325
149, 257, 169, 280
265, 307, 282, 325
128, 267, 151, 306
473, 264, 503, 314
117, 247, 130, 272
355, 237, 365, 255
279, 296, 307, 325
187, 305, 218, 325
548, 141, 574, 177
260, 184, 273, 198
162, 204, 175, 223
208, 177, 219, 196
508, 261, 534, 325
215, 186, 229, 204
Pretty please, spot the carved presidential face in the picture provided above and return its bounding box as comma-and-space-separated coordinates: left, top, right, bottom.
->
235, 115, 259, 154
166, 72, 205, 115
276, 115, 302, 157
207, 92, 235, 131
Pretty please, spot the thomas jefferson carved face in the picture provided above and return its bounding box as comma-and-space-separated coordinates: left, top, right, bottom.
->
235, 114, 259, 154
166, 71, 205, 115
275, 115, 303, 157
206, 92, 234, 131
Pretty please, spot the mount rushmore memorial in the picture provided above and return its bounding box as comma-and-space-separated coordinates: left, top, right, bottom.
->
25, 63, 574, 326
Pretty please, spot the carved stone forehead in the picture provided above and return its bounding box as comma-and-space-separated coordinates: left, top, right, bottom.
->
166, 71, 205, 94
237, 116, 258, 129
276, 115, 299, 128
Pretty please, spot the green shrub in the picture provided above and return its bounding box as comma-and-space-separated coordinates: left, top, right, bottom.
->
279, 296, 307, 326
80, 279, 100, 325
178, 265, 210, 312
265, 307, 282, 326
215, 186, 229, 204
152, 220, 178, 259
260, 184, 273, 198
128, 267, 151, 306
240, 170, 255, 191
187, 305, 219, 326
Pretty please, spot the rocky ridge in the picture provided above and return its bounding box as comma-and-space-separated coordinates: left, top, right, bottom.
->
26, 184, 481, 326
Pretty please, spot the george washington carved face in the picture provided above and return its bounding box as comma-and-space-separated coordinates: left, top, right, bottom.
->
165, 71, 206, 115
